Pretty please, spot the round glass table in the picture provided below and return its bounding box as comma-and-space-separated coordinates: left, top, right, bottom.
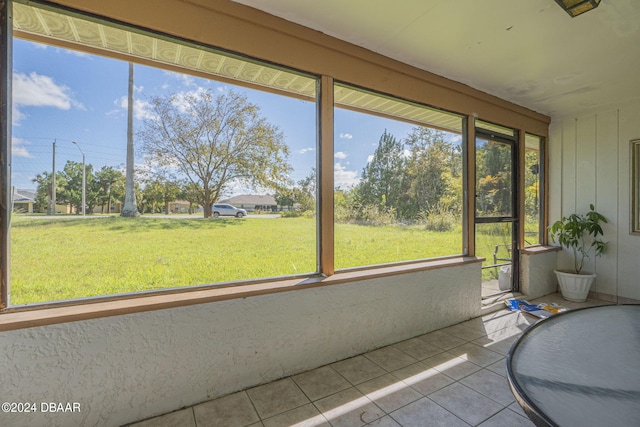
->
507, 305, 640, 427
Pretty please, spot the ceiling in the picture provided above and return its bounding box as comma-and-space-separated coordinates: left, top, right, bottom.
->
232, 0, 640, 120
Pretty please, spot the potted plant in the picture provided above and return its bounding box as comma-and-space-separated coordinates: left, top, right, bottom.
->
548, 204, 608, 302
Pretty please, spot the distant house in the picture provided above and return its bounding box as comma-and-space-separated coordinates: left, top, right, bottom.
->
220, 194, 280, 212
12, 188, 36, 213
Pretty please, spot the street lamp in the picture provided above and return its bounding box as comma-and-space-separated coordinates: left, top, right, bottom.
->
72, 141, 86, 216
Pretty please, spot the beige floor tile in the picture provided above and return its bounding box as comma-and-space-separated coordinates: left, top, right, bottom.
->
476, 311, 530, 335
365, 415, 401, 426
364, 346, 418, 372
447, 342, 503, 367
193, 392, 259, 427
262, 403, 330, 427
355, 373, 422, 413
418, 330, 467, 350
472, 332, 520, 356
389, 397, 468, 427
429, 382, 503, 426
292, 365, 351, 401
247, 378, 310, 419
440, 323, 488, 341
314, 387, 384, 427
392, 337, 444, 360
477, 408, 535, 427
331, 355, 387, 385
423, 352, 482, 380
460, 369, 515, 406
485, 358, 507, 377
507, 402, 528, 418
127, 408, 196, 427
391, 362, 455, 396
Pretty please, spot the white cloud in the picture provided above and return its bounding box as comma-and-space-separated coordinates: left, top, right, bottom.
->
339, 133, 353, 139
334, 151, 348, 159
64, 49, 90, 58
12, 72, 83, 125
366, 155, 374, 163
298, 147, 314, 154
178, 74, 195, 87
12, 105, 26, 125
12, 137, 32, 158
116, 96, 156, 121
163, 70, 196, 87
334, 162, 359, 188
450, 134, 462, 144
13, 72, 77, 109
170, 87, 209, 113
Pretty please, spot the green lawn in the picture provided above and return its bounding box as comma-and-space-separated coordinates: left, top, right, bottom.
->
10, 215, 524, 304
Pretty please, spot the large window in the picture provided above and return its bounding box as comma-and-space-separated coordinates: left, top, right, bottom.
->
8, 0, 317, 305
0, 1, 549, 314
333, 84, 465, 269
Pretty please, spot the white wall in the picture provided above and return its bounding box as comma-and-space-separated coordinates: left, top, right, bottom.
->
549, 100, 640, 301
0, 262, 481, 427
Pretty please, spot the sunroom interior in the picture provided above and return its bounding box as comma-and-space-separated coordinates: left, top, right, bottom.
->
1, 0, 639, 426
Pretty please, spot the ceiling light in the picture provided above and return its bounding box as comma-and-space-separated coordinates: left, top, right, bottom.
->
555, 0, 601, 17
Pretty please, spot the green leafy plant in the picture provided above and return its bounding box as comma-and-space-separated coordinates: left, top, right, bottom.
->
549, 204, 608, 274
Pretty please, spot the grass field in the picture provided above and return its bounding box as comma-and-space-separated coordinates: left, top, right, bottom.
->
10, 215, 514, 305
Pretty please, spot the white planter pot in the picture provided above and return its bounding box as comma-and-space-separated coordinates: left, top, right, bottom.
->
554, 270, 596, 302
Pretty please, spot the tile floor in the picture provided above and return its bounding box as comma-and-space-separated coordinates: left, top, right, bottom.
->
126, 293, 609, 427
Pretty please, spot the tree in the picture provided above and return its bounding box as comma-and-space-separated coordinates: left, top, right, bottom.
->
32, 172, 54, 213
476, 140, 512, 215
140, 89, 291, 218
121, 62, 140, 217
179, 181, 202, 214
295, 168, 316, 212
275, 168, 316, 212
404, 127, 456, 217
58, 161, 101, 214
274, 186, 295, 211
96, 166, 125, 214
357, 131, 406, 215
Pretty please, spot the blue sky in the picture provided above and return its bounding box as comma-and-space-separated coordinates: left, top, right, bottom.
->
11, 38, 451, 194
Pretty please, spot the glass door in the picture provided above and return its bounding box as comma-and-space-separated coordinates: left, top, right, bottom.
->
475, 122, 518, 301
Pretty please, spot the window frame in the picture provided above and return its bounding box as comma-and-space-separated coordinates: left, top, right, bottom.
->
0, 0, 550, 323
5, 0, 324, 307
332, 81, 467, 270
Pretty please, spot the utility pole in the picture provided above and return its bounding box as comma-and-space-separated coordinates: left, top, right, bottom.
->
50, 140, 56, 215
121, 62, 140, 217
72, 141, 86, 216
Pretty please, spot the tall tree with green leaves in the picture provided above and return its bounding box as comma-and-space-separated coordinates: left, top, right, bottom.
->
32, 172, 54, 213
121, 62, 140, 217
179, 181, 202, 214
96, 166, 124, 214
140, 89, 291, 218
476, 140, 512, 216
357, 130, 406, 215
58, 161, 102, 214
404, 127, 457, 217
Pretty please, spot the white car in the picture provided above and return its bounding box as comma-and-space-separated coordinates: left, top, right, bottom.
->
212, 204, 247, 218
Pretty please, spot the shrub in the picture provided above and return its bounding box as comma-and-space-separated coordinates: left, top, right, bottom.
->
419, 204, 458, 232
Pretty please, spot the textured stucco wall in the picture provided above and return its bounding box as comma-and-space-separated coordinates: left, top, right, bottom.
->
0, 263, 480, 427
520, 251, 558, 299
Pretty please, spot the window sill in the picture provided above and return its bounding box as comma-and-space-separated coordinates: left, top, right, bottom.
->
0, 256, 483, 332
520, 245, 561, 255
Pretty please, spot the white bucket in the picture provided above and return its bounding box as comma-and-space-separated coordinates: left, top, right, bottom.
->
498, 265, 512, 291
